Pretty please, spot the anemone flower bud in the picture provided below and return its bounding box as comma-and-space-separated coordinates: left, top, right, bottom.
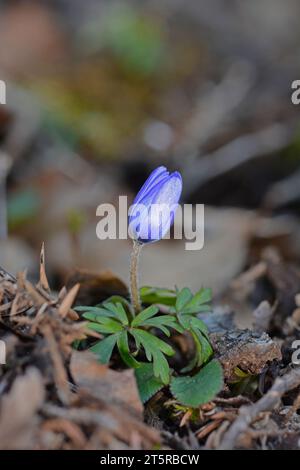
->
129, 166, 182, 244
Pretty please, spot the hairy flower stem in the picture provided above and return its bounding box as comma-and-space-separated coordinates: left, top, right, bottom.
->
130, 241, 143, 315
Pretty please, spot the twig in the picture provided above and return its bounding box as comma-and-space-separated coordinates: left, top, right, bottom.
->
214, 396, 252, 407
41, 324, 71, 406
181, 123, 292, 198
264, 167, 300, 209
173, 61, 255, 162
219, 367, 300, 450
285, 392, 300, 423
0, 151, 12, 239
231, 262, 267, 290
0, 265, 16, 282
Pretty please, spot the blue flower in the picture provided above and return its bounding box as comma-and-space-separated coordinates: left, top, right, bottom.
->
129, 166, 182, 243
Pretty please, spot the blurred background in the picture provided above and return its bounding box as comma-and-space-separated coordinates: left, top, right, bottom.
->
0, 0, 300, 320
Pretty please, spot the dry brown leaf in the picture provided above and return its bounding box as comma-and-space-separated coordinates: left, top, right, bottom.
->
0, 368, 44, 449
70, 351, 143, 416
42, 418, 86, 448
42, 324, 71, 405
58, 283, 80, 319
24, 280, 47, 307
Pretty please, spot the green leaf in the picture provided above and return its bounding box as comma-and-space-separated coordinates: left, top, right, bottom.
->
175, 288, 193, 312
82, 310, 117, 322
191, 328, 213, 366
105, 295, 134, 319
86, 320, 123, 334
90, 333, 120, 363
77, 306, 117, 319
142, 315, 183, 336
135, 363, 165, 403
117, 331, 140, 368
181, 288, 212, 314
131, 305, 159, 327
130, 329, 173, 384
78, 299, 131, 325
103, 302, 129, 325
142, 320, 170, 336
104, 295, 132, 310
181, 304, 211, 315
177, 313, 192, 329
192, 288, 212, 305
152, 350, 170, 385
140, 286, 177, 307
189, 317, 209, 337
170, 360, 223, 407
74, 306, 94, 312
131, 329, 174, 357
176, 314, 209, 338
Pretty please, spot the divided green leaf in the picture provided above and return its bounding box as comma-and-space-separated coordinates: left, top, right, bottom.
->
117, 330, 140, 368
175, 287, 193, 311
140, 286, 177, 306
90, 332, 120, 363
130, 329, 173, 384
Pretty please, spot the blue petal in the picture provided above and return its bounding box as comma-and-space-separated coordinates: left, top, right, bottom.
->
129, 167, 169, 228
133, 166, 168, 206
132, 171, 182, 243
150, 172, 182, 240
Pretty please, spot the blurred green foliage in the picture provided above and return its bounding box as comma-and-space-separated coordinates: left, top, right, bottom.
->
102, 5, 165, 76
8, 188, 40, 230
28, 4, 204, 159
66, 208, 86, 235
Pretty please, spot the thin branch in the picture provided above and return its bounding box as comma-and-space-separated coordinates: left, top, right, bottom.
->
0, 152, 12, 239
0, 265, 16, 282
181, 123, 293, 199
264, 167, 300, 209
219, 367, 300, 450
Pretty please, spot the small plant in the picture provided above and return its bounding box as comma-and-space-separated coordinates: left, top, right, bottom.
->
77, 166, 223, 406
77, 299, 177, 384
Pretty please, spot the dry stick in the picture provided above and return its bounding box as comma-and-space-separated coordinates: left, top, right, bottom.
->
0, 176, 7, 239
219, 367, 300, 450
285, 391, 300, 423
231, 261, 267, 290
173, 61, 255, 164
181, 123, 292, 199
0, 152, 11, 239
43, 403, 159, 444
42, 324, 71, 406
0, 265, 16, 282
264, 167, 300, 209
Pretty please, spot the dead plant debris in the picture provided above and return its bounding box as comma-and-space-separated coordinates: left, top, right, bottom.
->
0, 243, 300, 450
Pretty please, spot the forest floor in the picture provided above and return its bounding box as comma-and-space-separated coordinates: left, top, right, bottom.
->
1, 240, 300, 450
